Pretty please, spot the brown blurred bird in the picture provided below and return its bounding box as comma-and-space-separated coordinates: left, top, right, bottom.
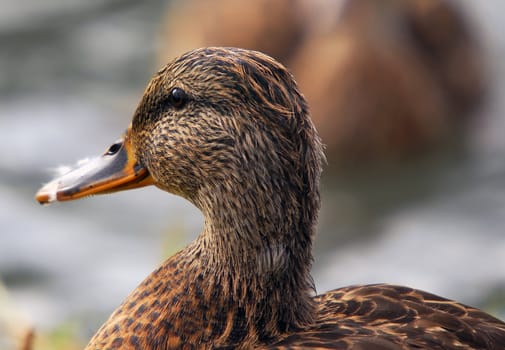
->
291, 0, 486, 164
158, 0, 306, 65
37, 48, 504, 349
159, 0, 485, 165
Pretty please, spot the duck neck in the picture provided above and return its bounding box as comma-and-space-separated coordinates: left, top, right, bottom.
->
184, 171, 318, 343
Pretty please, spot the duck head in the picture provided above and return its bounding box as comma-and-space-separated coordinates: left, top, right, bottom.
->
37, 47, 323, 249
37, 47, 325, 337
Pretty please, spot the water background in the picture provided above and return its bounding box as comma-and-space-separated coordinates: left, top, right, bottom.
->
0, 0, 504, 343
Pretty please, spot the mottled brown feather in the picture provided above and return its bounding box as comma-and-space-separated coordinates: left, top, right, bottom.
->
269, 284, 505, 349
71, 48, 504, 349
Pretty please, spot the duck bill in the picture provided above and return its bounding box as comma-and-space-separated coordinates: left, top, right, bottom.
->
35, 128, 153, 205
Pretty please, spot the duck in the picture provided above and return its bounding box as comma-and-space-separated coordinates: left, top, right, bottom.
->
158, 0, 486, 165
289, 0, 486, 164
158, 0, 305, 66
36, 47, 505, 349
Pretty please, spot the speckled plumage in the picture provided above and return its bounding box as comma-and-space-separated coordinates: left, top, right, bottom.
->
40, 48, 505, 349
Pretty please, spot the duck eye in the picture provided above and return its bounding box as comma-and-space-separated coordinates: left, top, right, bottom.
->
106, 141, 122, 156
168, 87, 188, 109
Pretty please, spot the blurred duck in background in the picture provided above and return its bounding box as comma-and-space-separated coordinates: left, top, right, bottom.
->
158, 0, 306, 66
158, 0, 486, 166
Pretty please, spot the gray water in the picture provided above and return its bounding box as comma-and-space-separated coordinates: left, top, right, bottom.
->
0, 0, 504, 342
